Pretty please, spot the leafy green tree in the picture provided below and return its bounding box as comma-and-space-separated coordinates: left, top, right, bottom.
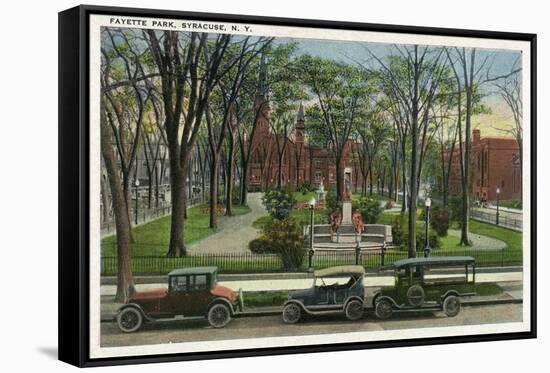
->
298, 55, 375, 202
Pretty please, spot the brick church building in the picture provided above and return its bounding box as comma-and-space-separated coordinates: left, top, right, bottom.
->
246, 79, 363, 192
446, 129, 522, 202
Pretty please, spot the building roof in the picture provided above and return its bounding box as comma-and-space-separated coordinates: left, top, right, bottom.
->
386, 256, 475, 269
168, 267, 218, 276
297, 102, 305, 122
315, 265, 365, 277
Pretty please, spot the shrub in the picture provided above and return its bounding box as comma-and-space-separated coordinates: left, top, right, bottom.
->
248, 237, 275, 254
413, 228, 441, 250
391, 214, 441, 250
431, 206, 450, 237
263, 217, 306, 270
391, 214, 406, 246
298, 181, 314, 195
356, 196, 382, 224
384, 200, 395, 210
448, 195, 463, 224
261, 188, 296, 220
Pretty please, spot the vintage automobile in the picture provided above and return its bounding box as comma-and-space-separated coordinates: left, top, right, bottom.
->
282, 265, 366, 323
116, 267, 243, 332
373, 256, 477, 319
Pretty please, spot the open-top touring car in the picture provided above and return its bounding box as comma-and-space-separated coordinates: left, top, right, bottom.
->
282, 265, 366, 323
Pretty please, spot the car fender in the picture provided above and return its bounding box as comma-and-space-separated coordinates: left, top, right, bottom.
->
371, 290, 382, 306
441, 290, 476, 300
343, 296, 364, 309
283, 299, 312, 315
117, 303, 153, 321
375, 295, 401, 308
207, 297, 236, 316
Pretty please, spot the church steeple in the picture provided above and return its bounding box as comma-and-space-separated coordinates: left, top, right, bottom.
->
297, 102, 305, 126
295, 102, 305, 144
257, 52, 269, 97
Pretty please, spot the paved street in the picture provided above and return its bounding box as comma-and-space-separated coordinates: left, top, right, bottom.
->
187, 193, 266, 254
100, 303, 522, 347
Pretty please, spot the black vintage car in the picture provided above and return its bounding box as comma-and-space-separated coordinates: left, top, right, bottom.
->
282, 265, 366, 323
373, 256, 477, 319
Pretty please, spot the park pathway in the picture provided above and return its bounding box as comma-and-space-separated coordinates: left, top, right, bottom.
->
187, 193, 266, 254
448, 229, 506, 250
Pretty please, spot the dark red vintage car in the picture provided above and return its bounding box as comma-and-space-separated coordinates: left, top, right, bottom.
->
116, 267, 243, 332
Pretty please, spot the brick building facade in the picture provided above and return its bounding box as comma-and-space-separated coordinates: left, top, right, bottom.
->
246, 89, 363, 191
446, 129, 521, 202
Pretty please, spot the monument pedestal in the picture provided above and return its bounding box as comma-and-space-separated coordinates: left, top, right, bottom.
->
342, 200, 352, 225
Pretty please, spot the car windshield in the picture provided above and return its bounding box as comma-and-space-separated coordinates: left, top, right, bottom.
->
314, 276, 356, 287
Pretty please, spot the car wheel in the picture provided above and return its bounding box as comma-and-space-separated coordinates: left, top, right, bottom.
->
374, 298, 393, 320
443, 295, 461, 317
345, 299, 364, 321
116, 307, 143, 333
282, 303, 302, 324
208, 303, 232, 328
406, 285, 425, 307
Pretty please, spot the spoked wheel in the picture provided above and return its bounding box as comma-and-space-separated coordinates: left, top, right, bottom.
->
374, 298, 394, 320
116, 307, 143, 333
345, 299, 364, 321
406, 285, 425, 307
282, 303, 302, 324
443, 295, 461, 317
208, 303, 232, 328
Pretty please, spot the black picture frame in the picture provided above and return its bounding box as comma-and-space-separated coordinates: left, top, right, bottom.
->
58, 4, 537, 367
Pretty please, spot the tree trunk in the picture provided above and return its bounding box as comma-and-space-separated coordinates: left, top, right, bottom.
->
226, 138, 236, 216
167, 162, 187, 257
240, 158, 249, 205
335, 156, 344, 202
100, 111, 135, 303
209, 154, 219, 229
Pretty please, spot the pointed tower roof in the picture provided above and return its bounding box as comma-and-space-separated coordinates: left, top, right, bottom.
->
297, 102, 305, 123
257, 52, 268, 96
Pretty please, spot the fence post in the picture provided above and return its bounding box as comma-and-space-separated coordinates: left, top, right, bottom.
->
380, 246, 385, 267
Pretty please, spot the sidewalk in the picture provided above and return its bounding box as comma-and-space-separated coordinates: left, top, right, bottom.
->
100, 270, 523, 296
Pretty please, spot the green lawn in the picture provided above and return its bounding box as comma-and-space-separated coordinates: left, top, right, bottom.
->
293, 191, 316, 203
353, 192, 390, 202
102, 204, 251, 257
376, 210, 523, 266
498, 199, 522, 210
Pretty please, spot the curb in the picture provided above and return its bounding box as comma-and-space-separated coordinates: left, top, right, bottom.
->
101, 297, 522, 322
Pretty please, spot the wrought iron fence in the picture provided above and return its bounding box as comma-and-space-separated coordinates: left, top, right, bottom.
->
101, 247, 522, 276
469, 208, 522, 231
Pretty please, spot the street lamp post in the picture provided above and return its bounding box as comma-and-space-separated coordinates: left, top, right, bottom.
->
424, 197, 431, 258
496, 187, 500, 225
134, 178, 140, 225
308, 198, 316, 272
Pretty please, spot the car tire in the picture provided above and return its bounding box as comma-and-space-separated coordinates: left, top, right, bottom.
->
282, 303, 302, 324
406, 285, 425, 307
443, 295, 461, 317
374, 298, 393, 320
116, 307, 143, 333
208, 303, 232, 328
344, 299, 364, 321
